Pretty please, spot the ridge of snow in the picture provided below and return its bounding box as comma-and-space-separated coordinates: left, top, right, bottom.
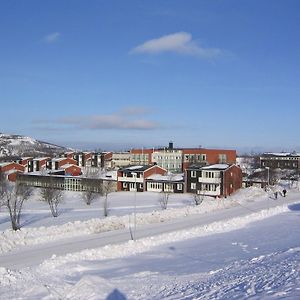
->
0, 186, 288, 255
38, 204, 290, 270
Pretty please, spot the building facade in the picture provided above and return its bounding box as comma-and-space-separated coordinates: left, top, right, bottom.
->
145, 173, 184, 193
117, 165, 167, 192
260, 152, 300, 170
130, 143, 237, 173
186, 164, 242, 197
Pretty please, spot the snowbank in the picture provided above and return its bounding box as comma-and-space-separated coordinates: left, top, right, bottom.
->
38, 204, 290, 271
0, 187, 268, 254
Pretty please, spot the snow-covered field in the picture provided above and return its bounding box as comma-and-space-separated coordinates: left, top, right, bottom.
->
0, 185, 299, 299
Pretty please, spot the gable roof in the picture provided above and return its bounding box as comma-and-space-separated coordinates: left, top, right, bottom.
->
120, 164, 167, 173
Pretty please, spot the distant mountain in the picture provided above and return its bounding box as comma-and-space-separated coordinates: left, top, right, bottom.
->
0, 133, 70, 158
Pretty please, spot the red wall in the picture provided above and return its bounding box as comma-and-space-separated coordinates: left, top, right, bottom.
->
182, 148, 236, 171
144, 165, 166, 178
223, 165, 242, 197
58, 158, 78, 168
64, 165, 82, 176
0, 163, 25, 173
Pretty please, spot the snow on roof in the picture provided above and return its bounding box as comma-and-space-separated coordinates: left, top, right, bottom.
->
60, 163, 80, 169
33, 157, 50, 161
125, 165, 145, 171
0, 162, 11, 167
147, 174, 184, 182
5, 169, 21, 175
263, 152, 300, 157
201, 164, 230, 170
52, 157, 68, 162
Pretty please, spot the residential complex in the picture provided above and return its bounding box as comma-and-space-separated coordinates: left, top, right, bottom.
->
130, 142, 237, 172
0, 142, 243, 197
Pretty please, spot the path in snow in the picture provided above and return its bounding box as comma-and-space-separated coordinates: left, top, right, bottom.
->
0, 192, 298, 269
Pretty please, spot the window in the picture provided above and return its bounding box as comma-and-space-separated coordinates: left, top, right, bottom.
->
177, 184, 182, 190
219, 154, 227, 163
191, 171, 196, 178
191, 183, 196, 190
198, 154, 206, 161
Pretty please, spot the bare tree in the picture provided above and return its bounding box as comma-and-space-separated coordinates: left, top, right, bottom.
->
82, 189, 99, 206
102, 180, 114, 217
193, 190, 205, 206
81, 167, 103, 205
0, 170, 8, 208
2, 181, 33, 230
158, 173, 175, 210
40, 184, 63, 217
159, 191, 170, 210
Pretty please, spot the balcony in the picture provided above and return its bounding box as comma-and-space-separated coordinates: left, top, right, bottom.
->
198, 177, 221, 184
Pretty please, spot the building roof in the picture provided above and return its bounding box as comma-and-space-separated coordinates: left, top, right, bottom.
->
201, 164, 230, 170
33, 157, 50, 161
146, 173, 184, 182
120, 165, 150, 172
60, 163, 80, 169
52, 157, 68, 162
0, 162, 11, 167
120, 164, 166, 173
262, 152, 300, 157
187, 163, 231, 171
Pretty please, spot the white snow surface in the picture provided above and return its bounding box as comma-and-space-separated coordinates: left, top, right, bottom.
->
0, 187, 270, 254
0, 185, 299, 299
201, 163, 229, 170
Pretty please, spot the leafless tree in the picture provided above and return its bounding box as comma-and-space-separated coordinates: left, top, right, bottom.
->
193, 190, 205, 206
2, 181, 33, 230
159, 191, 170, 210
158, 173, 175, 210
82, 189, 99, 206
40, 184, 64, 217
102, 180, 115, 217
0, 170, 8, 208
81, 167, 103, 205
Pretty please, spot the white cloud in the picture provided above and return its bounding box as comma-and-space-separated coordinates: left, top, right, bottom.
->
35, 107, 161, 131
57, 108, 160, 130
131, 32, 221, 59
43, 32, 61, 44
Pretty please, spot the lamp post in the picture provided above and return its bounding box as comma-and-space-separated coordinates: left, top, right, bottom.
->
265, 167, 270, 188
131, 172, 137, 241
265, 166, 270, 211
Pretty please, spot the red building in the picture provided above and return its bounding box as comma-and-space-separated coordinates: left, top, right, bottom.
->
117, 165, 167, 192
0, 162, 25, 182
186, 164, 242, 197
130, 142, 237, 172
50, 157, 78, 170
60, 164, 82, 176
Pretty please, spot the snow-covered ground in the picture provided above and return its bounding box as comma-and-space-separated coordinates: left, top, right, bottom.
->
0, 185, 299, 299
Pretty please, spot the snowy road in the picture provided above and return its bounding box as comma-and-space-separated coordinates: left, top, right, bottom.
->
0, 194, 298, 270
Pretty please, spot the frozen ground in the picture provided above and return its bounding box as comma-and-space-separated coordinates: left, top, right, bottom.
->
0, 185, 299, 299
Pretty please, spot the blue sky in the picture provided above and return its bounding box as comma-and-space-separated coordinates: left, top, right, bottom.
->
1, 1, 299, 153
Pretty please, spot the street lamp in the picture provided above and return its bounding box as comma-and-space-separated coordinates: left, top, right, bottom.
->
131, 172, 137, 241
265, 166, 270, 211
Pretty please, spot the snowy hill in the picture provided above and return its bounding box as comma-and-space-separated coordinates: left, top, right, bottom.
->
0, 133, 69, 158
